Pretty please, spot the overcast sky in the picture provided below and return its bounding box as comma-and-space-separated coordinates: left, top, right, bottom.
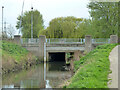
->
0, 0, 90, 35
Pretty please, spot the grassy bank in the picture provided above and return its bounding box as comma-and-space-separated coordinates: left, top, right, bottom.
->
65, 44, 117, 88
0, 41, 38, 74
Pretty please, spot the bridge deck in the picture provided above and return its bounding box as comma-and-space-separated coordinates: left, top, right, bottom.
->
46, 43, 85, 52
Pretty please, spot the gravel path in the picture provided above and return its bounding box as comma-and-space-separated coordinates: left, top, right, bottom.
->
108, 45, 119, 88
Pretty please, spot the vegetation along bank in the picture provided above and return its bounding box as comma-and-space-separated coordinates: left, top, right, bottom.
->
63, 44, 117, 88
0, 41, 39, 74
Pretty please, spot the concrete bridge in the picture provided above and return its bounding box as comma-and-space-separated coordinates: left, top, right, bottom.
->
14, 35, 118, 62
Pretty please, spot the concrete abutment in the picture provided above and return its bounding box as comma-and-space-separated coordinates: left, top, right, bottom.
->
85, 35, 92, 53
110, 35, 118, 44
38, 35, 46, 61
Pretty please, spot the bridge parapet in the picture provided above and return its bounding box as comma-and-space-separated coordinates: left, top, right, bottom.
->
20, 37, 111, 46
21, 38, 39, 45
46, 38, 85, 44
92, 38, 110, 44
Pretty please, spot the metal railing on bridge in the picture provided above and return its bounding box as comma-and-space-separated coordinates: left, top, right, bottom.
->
92, 38, 110, 44
20, 38, 110, 45
46, 38, 85, 44
21, 38, 39, 44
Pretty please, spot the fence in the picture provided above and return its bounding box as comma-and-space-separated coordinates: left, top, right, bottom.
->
20, 38, 110, 44
46, 38, 85, 44
92, 38, 110, 44
21, 38, 39, 44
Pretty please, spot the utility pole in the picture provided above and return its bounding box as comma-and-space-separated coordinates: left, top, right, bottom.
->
2, 6, 4, 35
4, 21, 6, 37
31, 7, 33, 39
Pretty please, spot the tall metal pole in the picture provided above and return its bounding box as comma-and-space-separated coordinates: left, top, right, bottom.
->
31, 7, 33, 39
4, 21, 6, 37
18, 0, 25, 34
2, 6, 4, 35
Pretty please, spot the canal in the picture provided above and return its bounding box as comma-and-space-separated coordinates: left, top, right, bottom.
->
2, 61, 72, 88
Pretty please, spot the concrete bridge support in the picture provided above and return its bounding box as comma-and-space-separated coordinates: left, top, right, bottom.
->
110, 35, 118, 44
85, 35, 92, 53
46, 52, 49, 61
39, 35, 46, 61
73, 51, 81, 61
14, 35, 21, 45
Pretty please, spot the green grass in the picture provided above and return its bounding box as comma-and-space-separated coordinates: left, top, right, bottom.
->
0, 40, 29, 62
66, 44, 117, 88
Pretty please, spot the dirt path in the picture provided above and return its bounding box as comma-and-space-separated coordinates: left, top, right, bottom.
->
108, 45, 119, 88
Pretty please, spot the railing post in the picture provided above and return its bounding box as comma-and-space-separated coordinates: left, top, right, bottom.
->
110, 35, 118, 44
81, 39, 82, 44
14, 35, 21, 45
85, 35, 92, 53
49, 38, 50, 43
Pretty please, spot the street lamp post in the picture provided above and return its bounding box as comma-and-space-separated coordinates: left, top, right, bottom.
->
31, 7, 33, 39
2, 6, 4, 35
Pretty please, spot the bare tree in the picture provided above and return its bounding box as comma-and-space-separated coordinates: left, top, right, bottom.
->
7, 24, 15, 39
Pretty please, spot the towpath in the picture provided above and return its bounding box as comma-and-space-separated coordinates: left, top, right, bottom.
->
108, 45, 119, 89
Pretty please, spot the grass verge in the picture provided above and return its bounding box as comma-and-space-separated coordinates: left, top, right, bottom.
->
65, 44, 117, 88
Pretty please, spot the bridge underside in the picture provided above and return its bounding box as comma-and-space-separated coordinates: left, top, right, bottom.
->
48, 52, 65, 62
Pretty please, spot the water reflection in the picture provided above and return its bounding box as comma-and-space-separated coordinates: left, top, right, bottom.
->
2, 61, 71, 88
46, 62, 71, 88
46, 80, 52, 88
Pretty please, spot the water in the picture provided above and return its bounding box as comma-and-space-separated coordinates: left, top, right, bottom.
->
2, 61, 71, 88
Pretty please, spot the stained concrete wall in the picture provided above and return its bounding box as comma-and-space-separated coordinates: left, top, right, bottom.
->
110, 35, 118, 44
85, 35, 92, 53
22, 45, 40, 57
14, 35, 21, 45
38, 35, 46, 61
73, 50, 81, 61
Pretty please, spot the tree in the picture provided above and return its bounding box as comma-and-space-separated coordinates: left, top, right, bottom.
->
75, 19, 92, 38
40, 16, 83, 38
7, 24, 15, 39
16, 10, 44, 38
88, 2, 118, 38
